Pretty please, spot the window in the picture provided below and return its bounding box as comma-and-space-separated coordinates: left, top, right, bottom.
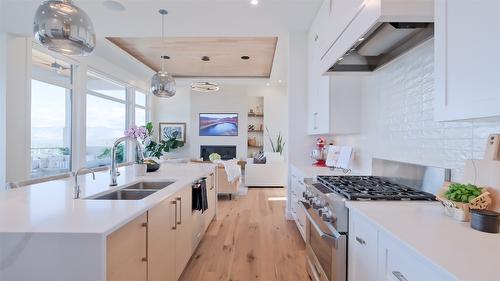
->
134, 91, 147, 127
86, 72, 127, 168
30, 50, 72, 178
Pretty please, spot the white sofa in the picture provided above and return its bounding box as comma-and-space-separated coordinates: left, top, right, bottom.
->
245, 152, 286, 187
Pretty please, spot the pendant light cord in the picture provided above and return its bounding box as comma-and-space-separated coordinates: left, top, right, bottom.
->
161, 13, 165, 73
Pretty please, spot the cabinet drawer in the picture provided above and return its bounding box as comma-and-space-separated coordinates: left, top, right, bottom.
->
348, 213, 378, 281
378, 234, 449, 281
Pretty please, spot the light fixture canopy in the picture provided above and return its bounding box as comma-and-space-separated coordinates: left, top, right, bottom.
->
151, 9, 176, 98
33, 0, 96, 56
251, 0, 259, 5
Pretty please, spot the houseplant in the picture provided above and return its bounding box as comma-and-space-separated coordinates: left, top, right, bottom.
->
266, 127, 285, 155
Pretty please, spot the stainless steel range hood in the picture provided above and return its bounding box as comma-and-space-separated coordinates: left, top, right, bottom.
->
328, 22, 434, 72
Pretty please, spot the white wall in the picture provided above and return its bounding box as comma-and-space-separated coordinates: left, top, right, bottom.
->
190, 85, 249, 160
152, 83, 289, 161
0, 32, 6, 187
248, 85, 289, 159
333, 39, 500, 181
5, 35, 30, 183
151, 85, 192, 159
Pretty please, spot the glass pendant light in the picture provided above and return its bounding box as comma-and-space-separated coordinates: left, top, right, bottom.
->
151, 9, 176, 98
33, 0, 96, 56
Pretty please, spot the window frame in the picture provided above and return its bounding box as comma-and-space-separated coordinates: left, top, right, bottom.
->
85, 69, 130, 168
30, 48, 75, 179
26, 44, 151, 181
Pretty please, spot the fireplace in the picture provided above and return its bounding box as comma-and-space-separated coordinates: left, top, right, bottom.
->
200, 145, 237, 161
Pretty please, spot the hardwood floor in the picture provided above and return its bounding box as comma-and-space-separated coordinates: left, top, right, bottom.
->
179, 188, 310, 281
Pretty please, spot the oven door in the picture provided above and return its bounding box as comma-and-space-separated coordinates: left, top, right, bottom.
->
300, 201, 346, 281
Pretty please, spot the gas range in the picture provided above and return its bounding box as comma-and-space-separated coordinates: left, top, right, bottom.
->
300, 159, 450, 281
316, 175, 436, 201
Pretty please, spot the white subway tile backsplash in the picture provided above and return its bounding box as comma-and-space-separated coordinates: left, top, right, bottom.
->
334, 39, 500, 182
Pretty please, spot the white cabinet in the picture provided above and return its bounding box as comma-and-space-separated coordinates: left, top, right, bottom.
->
308, 11, 331, 135
348, 212, 378, 281
434, 0, 500, 121
318, 0, 366, 61
348, 210, 455, 281
377, 234, 450, 281
288, 168, 307, 241
307, 1, 364, 136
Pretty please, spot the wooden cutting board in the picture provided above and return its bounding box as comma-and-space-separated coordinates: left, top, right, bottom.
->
463, 159, 500, 212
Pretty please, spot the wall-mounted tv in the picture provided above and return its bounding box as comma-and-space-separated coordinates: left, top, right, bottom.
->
199, 113, 238, 136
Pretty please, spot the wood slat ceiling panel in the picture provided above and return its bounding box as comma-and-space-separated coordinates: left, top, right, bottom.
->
107, 37, 278, 78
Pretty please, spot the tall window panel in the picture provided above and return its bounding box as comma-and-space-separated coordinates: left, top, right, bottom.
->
135, 91, 147, 127
31, 50, 72, 178
86, 72, 127, 168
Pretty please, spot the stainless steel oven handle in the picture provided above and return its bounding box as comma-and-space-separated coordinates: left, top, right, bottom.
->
299, 201, 341, 241
392, 271, 409, 281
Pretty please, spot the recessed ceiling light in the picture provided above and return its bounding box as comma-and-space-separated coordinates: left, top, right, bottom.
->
201, 56, 210, 62
266, 82, 270, 86
278, 80, 282, 83
241, 56, 250, 60
251, 0, 259, 5
103, 0, 126, 12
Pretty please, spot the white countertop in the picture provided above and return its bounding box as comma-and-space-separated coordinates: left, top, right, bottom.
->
0, 162, 215, 235
347, 201, 500, 281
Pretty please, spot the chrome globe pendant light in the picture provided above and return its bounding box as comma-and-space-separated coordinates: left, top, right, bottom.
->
151, 9, 176, 98
33, 0, 96, 56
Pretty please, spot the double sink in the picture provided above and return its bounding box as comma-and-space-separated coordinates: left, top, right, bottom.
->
87, 181, 175, 200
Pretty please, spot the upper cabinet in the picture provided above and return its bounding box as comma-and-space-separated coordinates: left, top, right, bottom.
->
317, 0, 366, 62
434, 0, 500, 121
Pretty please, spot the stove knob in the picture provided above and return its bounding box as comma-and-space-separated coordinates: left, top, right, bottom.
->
317, 206, 327, 216
312, 198, 323, 209
302, 191, 310, 200
321, 210, 334, 222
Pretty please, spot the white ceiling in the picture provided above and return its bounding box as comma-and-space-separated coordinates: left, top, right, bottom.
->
0, 0, 322, 83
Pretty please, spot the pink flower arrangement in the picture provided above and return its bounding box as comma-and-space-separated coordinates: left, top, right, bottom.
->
124, 125, 147, 140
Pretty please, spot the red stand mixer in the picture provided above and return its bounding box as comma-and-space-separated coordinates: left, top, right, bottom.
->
310, 137, 327, 167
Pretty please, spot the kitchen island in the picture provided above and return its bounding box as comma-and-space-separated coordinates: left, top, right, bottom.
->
0, 162, 217, 281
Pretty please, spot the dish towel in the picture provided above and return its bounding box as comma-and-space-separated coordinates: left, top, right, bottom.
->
215, 159, 241, 183
192, 178, 208, 213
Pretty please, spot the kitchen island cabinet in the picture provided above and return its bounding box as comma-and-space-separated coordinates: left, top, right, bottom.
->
0, 163, 217, 281
107, 213, 148, 281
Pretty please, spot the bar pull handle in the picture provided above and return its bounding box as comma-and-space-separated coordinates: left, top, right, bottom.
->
176, 197, 182, 225
171, 200, 177, 230
392, 271, 409, 281
355, 236, 366, 245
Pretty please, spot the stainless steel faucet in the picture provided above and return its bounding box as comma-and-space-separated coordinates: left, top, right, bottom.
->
110, 136, 144, 186
74, 168, 95, 199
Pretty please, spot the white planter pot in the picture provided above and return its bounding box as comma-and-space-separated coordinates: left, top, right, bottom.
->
133, 163, 147, 176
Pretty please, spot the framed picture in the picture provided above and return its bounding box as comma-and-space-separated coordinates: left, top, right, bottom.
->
199, 113, 238, 136
159, 122, 186, 142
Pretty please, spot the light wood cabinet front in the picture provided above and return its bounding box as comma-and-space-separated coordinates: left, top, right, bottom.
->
148, 198, 177, 281
107, 213, 147, 281
174, 185, 194, 280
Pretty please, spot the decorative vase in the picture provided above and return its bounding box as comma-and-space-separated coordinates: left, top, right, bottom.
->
133, 163, 147, 176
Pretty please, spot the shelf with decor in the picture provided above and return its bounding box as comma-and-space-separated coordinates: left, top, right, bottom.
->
248, 97, 265, 158
248, 113, 264, 117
